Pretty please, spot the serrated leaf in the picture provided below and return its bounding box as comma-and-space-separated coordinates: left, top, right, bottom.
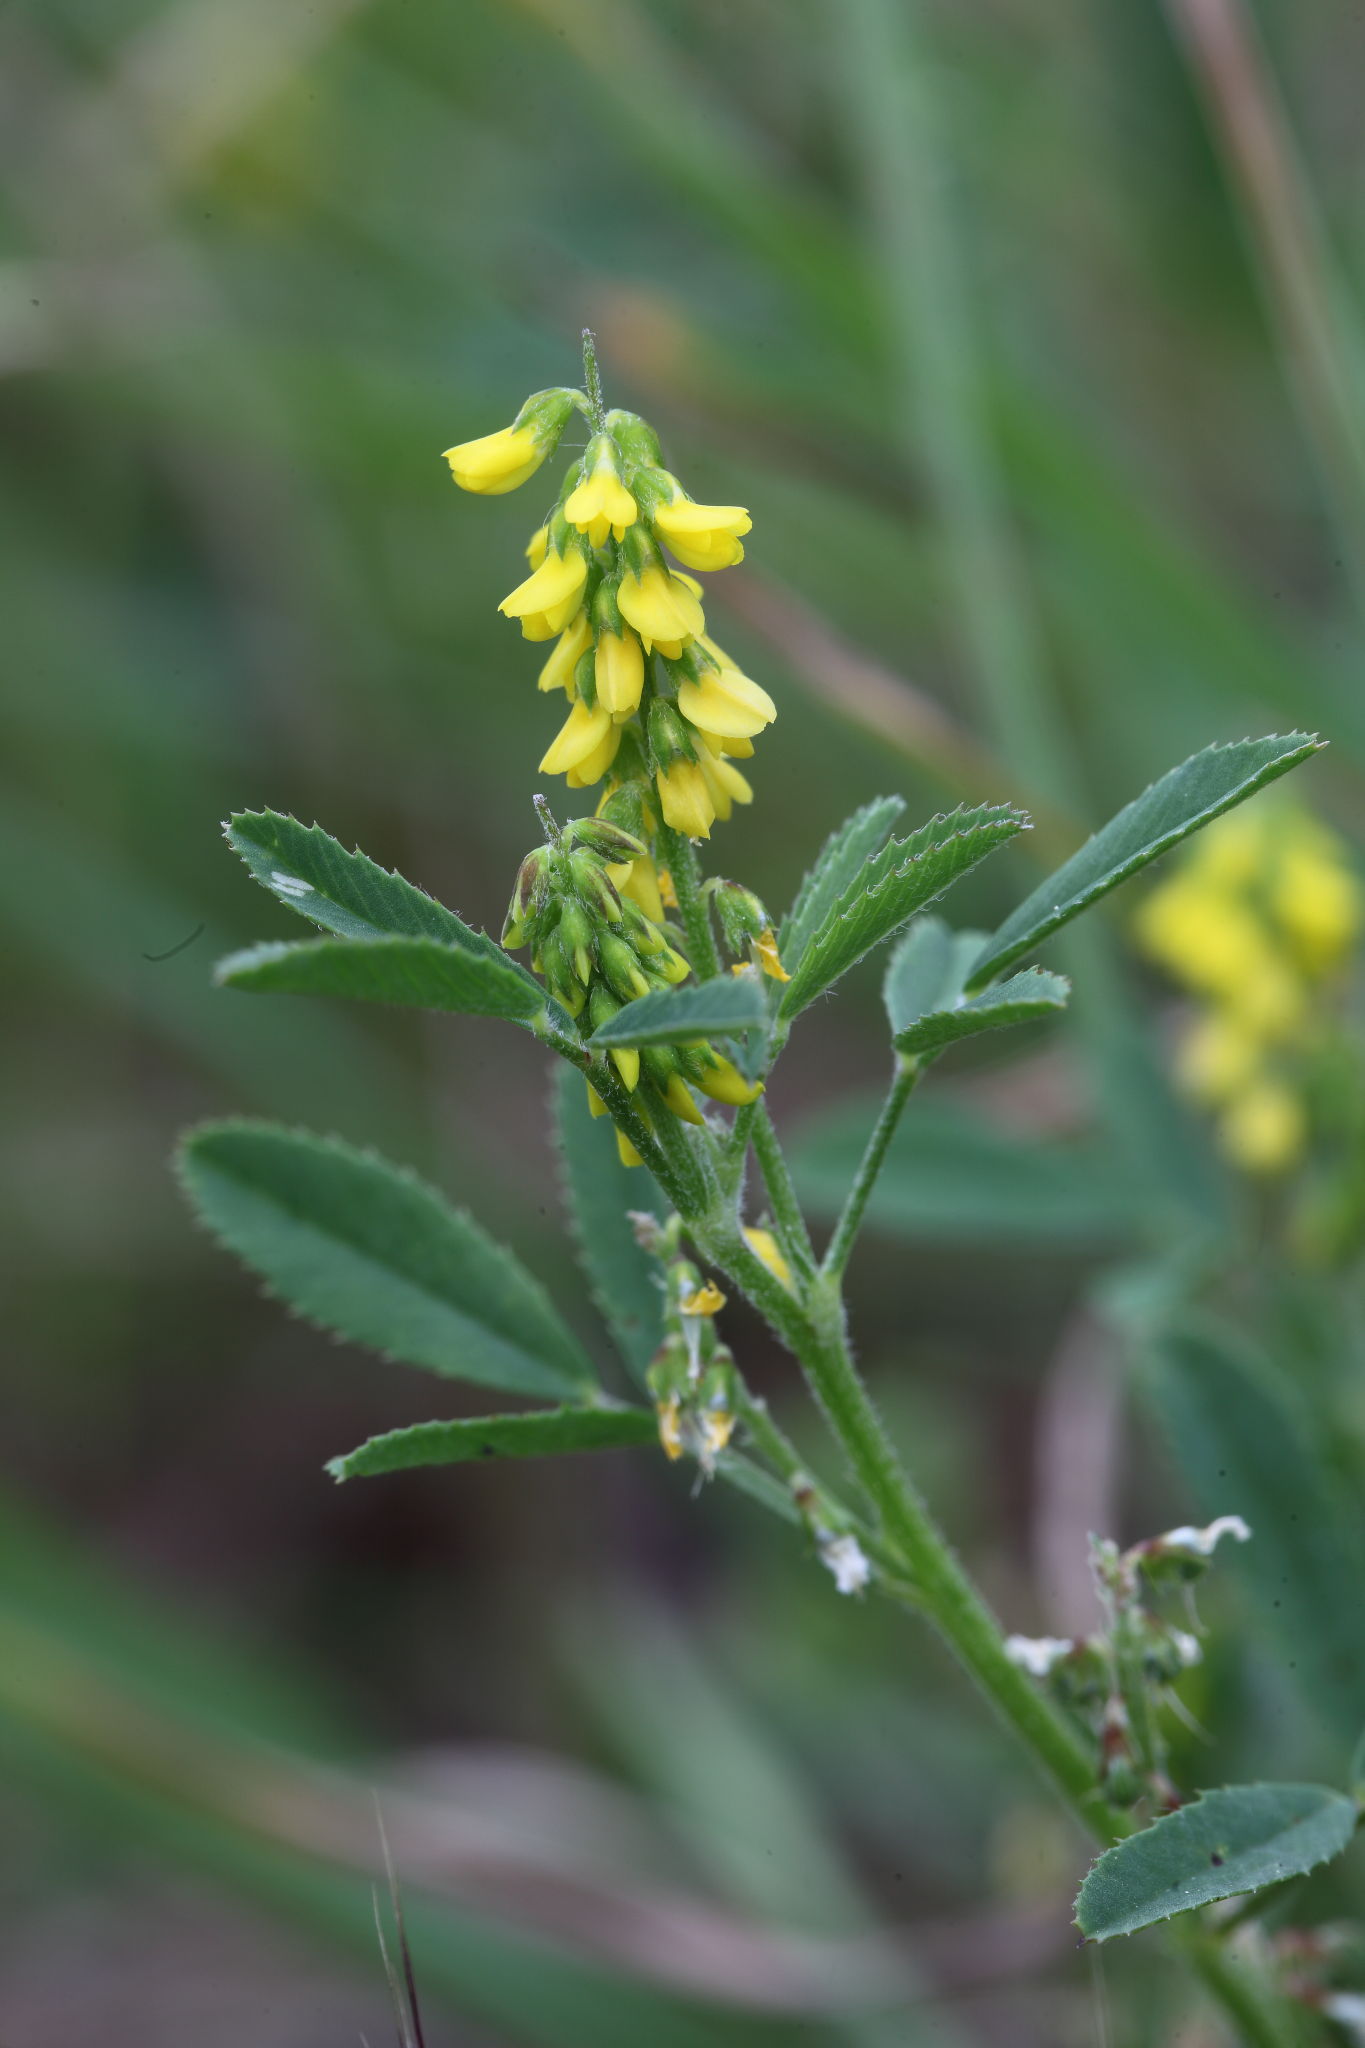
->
778, 805, 1028, 1020
215, 935, 547, 1024
588, 976, 769, 1048
779, 795, 906, 974
327, 1405, 658, 1480
1075, 1783, 1357, 1941
226, 808, 505, 959
553, 1065, 667, 1385
790, 1095, 1142, 1243
179, 1121, 595, 1399
883, 918, 986, 1038
1140, 1319, 1365, 1737
967, 733, 1321, 987
893, 969, 1069, 1060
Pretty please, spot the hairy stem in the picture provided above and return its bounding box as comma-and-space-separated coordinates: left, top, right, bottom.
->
750, 1102, 818, 1276
658, 826, 721, 980
580, 327, 607, 431
821, 1058, 919, 1280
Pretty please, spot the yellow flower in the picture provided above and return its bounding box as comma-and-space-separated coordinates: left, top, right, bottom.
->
699, 750, 753, 824
586, 1082, 608, 1118
610, 1046, 640, 1092
565, 437, 638, 548
499, 547, 588, 639
539, 699, 613, 774
525, 524, 550, 568
692, 1053, 763, 1106
617, 565, 705, 655
565, 721, 623, 788
537, 612, 592, 696
661, 1072, 706, 1124
610, 854, 665, 924
742, 1225, 792, 1287
753, 928, 789, 981
656, 758, 715, 839
1220, 1079, 1305, 1175
1176, 1013, 1262, 1105
1273, 846, 1361, 974
653, 496, 751, 572
657, 1396, 683, 1459
618, 1129, 645, 1169
678, 663, 776, 740
594, 629, 645, 718
1134, 881, 1278, 1002
443, 423, 546, 495
680, 1279, 726, 1316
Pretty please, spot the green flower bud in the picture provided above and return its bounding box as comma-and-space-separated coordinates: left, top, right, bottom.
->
502, 848, 549, 947
647, 696, 693, 770
540, 928, 586, 1017
569, 849, 624, 925
558, 898, 596, 985
600, 932, 652, 1003
563, 817, 648, 862
709, 879, 772, 959
606, 408, 663, 469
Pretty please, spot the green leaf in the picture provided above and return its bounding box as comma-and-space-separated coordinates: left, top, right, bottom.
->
588, 976, 768, 1048
178, 1121, 596, 1399
884, 919, 1069, 1058
1140, 1319, 1365, 1737
553, 1065, 667, 1385
215, 935, 548, 1024
779, 794, 906, 974
883, 918, 986, 1037
226, 808, 506, 959
790, 1095, 1142, 1243
1074, 1783, 1357, 1941
966, 733, 1321, 987
327, 1405, 657, 1480
779, 804, 1028, 1020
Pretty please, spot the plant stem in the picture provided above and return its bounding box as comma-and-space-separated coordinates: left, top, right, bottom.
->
580, 327, 607, 431
1177, 1925, 1306, 2048
750, 1102, 818, 1276
821, 1058, 919, 1280
657, 825, 721, 979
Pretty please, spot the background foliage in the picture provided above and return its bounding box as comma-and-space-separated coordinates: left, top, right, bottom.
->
4, 0, 1365, 2041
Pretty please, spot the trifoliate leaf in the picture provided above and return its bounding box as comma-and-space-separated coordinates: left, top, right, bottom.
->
779, 805, 1027, 1020
892, 968, 1070, 1061
179, 1121, 596, 1398
1075, 1783, 1357, 1941
967, 734, 1320, 987
779, 796, 906, 974
882, 919, 985, 1039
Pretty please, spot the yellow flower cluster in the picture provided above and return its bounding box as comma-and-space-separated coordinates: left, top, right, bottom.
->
1135, 805, 1360, 1173
443, 385, 774, 842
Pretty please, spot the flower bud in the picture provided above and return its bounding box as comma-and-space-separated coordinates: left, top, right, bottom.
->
605, 408, 663, 469
599, 932, 652, 1003
540, 928, 586, 1017
558, 899, 596, 986
502, 848, 548, 947
564, 817, 648, 862
569, 849, 624, 925
647, 697, 692, 769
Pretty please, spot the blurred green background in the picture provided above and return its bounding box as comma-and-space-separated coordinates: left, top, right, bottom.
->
5, 0, 1365, 2041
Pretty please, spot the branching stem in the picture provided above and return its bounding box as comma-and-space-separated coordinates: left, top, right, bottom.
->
821, 1057, 919, 1281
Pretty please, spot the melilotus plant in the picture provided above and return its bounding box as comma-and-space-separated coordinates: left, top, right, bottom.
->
178, 336, 1358, 2043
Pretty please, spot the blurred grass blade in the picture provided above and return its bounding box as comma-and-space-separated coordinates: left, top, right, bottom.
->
779, 805, 1027, 1020
553, 1065, 668, 1385
329, 1406, 657, 1481
966, 734, 1320, 987
1075, 1782, 1357, 1942
180, 1121, 598, 1399
791, 1095, 1142, 1244
216, 934, 549, 1025
1166, 0, 1365, 612
587, 976, 767, 1047
1140, 1318, 1365, 1736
